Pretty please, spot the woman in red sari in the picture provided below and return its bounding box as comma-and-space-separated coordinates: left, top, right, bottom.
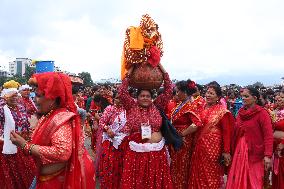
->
10, 72, 96, 189
0, 81, 36, 189
272, 91, 284, 189
97, 93, 128, 189
119, 64, 173, 189
169, 80, 203, 189
226, 87, 273, 189
188, 82, 234, 189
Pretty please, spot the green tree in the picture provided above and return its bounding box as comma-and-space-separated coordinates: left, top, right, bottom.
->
0, 76, 7, 87
78, 72, 93, 86
24, 65, 36, 81
252, 81, 264, 89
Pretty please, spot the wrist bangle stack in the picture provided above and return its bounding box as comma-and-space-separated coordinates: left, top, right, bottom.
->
23, 142, 31, 155
23, 143, 35, 156
21, 141, 27, 150
29, 144, 35, 155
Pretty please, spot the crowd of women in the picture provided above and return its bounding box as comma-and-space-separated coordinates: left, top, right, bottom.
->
0, 66, 284, 189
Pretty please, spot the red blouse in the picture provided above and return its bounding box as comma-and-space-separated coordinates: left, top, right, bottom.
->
200, 104, 234, 154
38, 123, 72, 165
119, 73, 172, 134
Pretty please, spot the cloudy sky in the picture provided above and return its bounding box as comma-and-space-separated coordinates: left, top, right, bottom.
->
0, 0, 284, 85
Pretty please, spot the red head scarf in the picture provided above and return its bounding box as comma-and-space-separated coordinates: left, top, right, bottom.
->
32, 72, 76, 113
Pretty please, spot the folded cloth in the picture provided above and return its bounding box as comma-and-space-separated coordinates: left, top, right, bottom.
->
2, 105, 17, 154
129, 26, 144, 50
129, 138, 165, 152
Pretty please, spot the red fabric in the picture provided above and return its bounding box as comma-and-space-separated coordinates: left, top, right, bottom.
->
272, 157, 284, 189
33, 72, 76, 113
96, 105, 127, 183
32, 109, 95, 189
20, 97, 37, 117
226, 136, 264, 189
0, 141, 36, 189
89, 101, 101, 113
32, 72, 95, 189
168, 99, 203, 189
77, 97, 85, 109
272, 110, 284, 189
37, 123, 72, 165
188, 104, 234, 189
235, 105, 274, 160
118, 73, 173, 188
98, 141, 125, 189
165, 100, 177, 118
147, 46, 161, 67
119, 73, 172, 134
120, 133, 173, 189
275, 119, 284, 131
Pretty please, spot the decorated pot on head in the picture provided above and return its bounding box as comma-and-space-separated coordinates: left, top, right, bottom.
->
121, 14, 164, 89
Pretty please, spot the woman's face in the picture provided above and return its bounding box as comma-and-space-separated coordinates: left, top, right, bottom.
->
241, 89, 257, 108
205, 87, 219, 106
35, 89, 57, 114
114, 94, 121, 107
4, 93, 19, 107
137, 90, 152, 108
175, 87, 188, 102
275, 92, 284, 109
20, 89, 30, 98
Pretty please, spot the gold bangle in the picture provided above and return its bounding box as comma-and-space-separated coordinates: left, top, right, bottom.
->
21, 141, 27, 150
29, 144, 35, 155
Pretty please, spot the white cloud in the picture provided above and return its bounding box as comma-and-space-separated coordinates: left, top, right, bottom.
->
0, 0, 284, 85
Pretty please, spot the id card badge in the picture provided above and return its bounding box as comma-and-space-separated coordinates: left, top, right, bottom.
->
141, 123, 152, 140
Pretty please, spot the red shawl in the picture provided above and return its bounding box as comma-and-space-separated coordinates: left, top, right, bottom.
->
31, 72, 92, 189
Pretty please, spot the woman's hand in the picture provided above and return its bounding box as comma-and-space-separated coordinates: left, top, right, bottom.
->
127, 66, 134, 77
264, 156, 272, 171
222, 153, 232, 166
158, 63, 166, 74
106, 128, 115, 138
277, 143, 284, 150
10, 131, 26, 148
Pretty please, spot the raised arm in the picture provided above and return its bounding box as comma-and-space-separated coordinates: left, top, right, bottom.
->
118, 69, 136, 111
154, 64, 173, 110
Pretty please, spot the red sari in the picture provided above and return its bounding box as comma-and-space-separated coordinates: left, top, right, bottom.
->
119, 73, 173, 189
169, 96, 204, 189
272, 109, 284, 189
188, 104, 234, 189
97, 105, 127, 189
226, 105, 273, 189
30, 72, 96, 189
32, 108, 95, 189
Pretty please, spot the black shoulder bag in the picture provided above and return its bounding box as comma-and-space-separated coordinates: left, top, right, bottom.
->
159, 109, 183, 151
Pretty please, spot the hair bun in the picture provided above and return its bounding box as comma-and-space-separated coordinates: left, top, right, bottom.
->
188, 81, 196, 90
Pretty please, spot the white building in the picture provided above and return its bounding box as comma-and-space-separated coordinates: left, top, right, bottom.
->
9, 58, 32, 76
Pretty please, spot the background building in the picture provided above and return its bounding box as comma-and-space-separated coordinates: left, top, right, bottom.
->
9, 58, 33, 76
